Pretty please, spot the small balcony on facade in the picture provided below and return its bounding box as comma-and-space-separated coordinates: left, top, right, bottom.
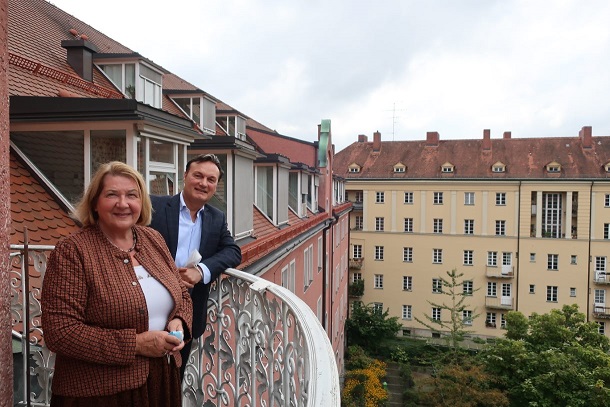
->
485, 265, 514, 279
593, 303, 610, 319
594, 271, 610, 285
349, 257, 363, 270
485, 296, 514, 310
10, 243, 340, 407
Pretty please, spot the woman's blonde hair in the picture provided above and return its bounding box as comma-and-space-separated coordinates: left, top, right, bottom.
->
72, 161, 152, 227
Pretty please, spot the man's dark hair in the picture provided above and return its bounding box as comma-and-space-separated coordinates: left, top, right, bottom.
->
185, 154, 224, 181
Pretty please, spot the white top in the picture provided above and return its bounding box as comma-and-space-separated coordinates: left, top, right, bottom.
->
134, 265, 174, 331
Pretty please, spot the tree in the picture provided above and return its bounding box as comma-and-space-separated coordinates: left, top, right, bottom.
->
346, 302, 402, 354
481, 304, 610, 407
414, 268, 479, 359
416, 361, 509, 407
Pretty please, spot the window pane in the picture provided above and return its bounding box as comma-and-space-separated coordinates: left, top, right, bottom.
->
11, 130, 84, 204
149, 139, 174, 164
100, 64, 122, 89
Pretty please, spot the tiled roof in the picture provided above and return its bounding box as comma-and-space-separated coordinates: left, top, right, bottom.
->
10, 149, 79, 246
335, 131, 610, 179
163, 73, 201, 92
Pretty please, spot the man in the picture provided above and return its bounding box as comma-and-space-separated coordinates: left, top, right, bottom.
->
150, 153, 242, 379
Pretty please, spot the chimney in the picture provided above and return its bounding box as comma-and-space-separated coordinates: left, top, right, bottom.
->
426, 131, 439, 146
373, 131, 381, 152
579, 126, 592, 149
482, 129, 491, 150
358, 134, 368, 143
61, 39, 98, 82
503, 131, 511, 139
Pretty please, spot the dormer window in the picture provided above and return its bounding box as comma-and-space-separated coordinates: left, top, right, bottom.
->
492, 161, 506, 173
604, 162, 610, 173
441, 162, 454, 173
172, 95, 216, 135
348, 163, 361, 173
546, 161, 562, 173
97, 61, 163, 108
393, 163, 406, 173
218, 115, 246, 140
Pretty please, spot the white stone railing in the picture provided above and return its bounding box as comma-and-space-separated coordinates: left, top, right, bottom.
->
10, 244, 340, 407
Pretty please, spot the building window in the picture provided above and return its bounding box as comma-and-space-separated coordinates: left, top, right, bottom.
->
502, 252, 512, 266
432, 307, 441, 321
433, 249, 443, 264
464, 219, 474, 235
606, 194, 610, 208
375, 246, 384, 261
433, 218, 444, 234
281, 262, 296, 293
464, 192, 475, 205
487, 251, 498, 267
303, 244, 314, 291
348, 167, 360, 173
599, 322, 606, 335
463, 250, 473, 266
547, 286, 558, 302
404, 218, 413, 233
529, 284, 535, 294
402, 305, 412, 320
432, 278, 443, 293
496, 192, 506, 206
374, 274, 384, 289
375, 217, 385, 231
373, 303, 383, 314
354, 215, 363, 230
403, 276, 413, 291
433, 192, 444, 204
495, 220, 506, 236
570, 255, 577, 265
394, 166, 405, 173
596, 256, 607, 272
487, 282, 497, 297
376, 192, 385, 203
548, 254, 559, 271
502, 283, 512, 297
570, 287, 576, 297
542, 193, 562, 238
595, 289, 605, 308
463, 281, 474, 295
404, 192, 413, 204
605, 223, 610, 239
463, 310, 473, 325
530, 253, 536, 262
352, 272, 362, 282
355, 191, 363, 203
403, 247, 413, 262
353, 244, 362, 259
486, 312, 497, 328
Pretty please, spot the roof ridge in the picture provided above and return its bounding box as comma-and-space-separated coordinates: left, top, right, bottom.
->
9, 52, 123, 99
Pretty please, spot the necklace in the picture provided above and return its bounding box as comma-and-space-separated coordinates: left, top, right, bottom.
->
103, 228, 137, 253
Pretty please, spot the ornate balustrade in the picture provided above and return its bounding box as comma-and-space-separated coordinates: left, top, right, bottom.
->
10, 243, 340, 406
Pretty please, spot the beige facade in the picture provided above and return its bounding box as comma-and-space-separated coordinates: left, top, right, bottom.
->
347, 178, 610, 339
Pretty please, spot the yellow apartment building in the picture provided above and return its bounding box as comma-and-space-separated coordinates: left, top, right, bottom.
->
334, 127, 610, 339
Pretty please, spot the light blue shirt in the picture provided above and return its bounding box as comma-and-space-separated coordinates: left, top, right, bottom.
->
175, 192, 212, 284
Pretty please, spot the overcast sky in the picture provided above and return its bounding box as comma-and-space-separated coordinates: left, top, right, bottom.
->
51, 0, 610, 151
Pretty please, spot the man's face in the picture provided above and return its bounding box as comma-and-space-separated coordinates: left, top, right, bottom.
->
182, 160, 220, 209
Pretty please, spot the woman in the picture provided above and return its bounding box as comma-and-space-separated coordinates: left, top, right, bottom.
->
42, 162, 192, 407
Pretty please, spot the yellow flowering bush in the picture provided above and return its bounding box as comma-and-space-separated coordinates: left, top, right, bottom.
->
342, 359, 388, 407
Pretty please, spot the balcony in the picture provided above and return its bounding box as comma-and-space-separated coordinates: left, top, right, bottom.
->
485, 296, 514, 310
594, 271, 610, 285
593, 303, 610, 319
10, 244, 340, 406
486, 265, 514, 278
349, 258, 363, 270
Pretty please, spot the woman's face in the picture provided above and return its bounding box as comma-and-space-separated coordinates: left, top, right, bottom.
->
94, 174, 142, 234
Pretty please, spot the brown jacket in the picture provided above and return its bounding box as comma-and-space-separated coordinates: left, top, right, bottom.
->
41, 225, 193, 397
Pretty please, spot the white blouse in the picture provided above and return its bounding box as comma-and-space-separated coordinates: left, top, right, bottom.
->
133, 265, 175, 331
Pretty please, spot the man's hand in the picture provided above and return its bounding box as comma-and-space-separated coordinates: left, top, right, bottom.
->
178, 266, 202, 288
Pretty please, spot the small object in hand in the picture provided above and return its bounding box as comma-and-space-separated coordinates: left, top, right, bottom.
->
169, 330, 183, 342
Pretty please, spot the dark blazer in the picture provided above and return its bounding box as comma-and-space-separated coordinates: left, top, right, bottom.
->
150, 194, 242, 339
41, 225, 192, 397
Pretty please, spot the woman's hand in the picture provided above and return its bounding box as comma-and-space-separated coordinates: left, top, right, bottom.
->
166, 318, 186, 354
136, 330, 183, 357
